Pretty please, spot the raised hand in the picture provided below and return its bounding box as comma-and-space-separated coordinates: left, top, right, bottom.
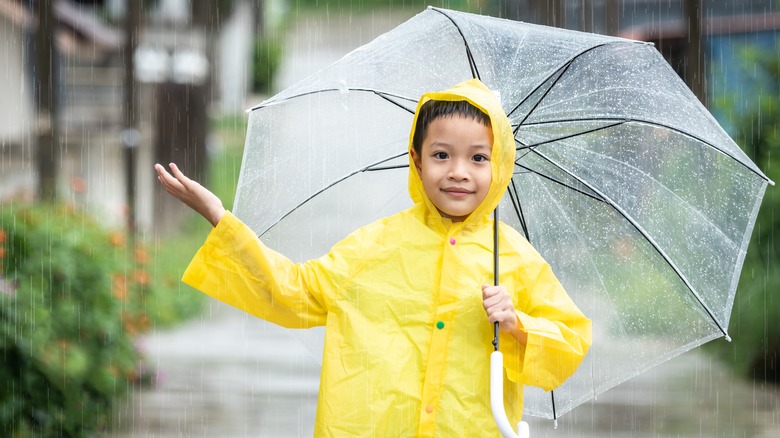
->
154, 163, 226, 227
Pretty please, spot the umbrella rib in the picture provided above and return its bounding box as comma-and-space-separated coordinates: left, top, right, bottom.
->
515, 162, 606, 204
364, 164, 409, 171
529, 148, 730, 338
512, 65, 572, 136
260, 153, 409, 234
507, 178, 529, 240
430, 7, 481, 80
250, 88, 418, 111
516, 120, 626, 151
507, 42, 632, 124
374, 92, 417, 114
523, 117, 771, 183
551, 391, 558, 424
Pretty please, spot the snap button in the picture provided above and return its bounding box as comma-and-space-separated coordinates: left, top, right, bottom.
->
436, 321, 445, 330
425, 405, 434, 413
449, 238, 456, 245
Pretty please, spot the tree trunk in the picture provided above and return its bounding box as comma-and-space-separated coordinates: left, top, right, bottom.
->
605, 0, 620, 36
153, 82, 208, 235
124, 0, 141, 236
581, 0, 593, 33
34, 0, 58, 201
539, 0, 563, 27
684, 0, 706, 104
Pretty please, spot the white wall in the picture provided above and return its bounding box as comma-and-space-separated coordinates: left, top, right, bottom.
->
0, 15, 35, 201
0, 15, 32, 145
218, 0, 255, 113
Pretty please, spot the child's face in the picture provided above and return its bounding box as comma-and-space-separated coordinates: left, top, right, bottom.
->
412, 115, 493, 222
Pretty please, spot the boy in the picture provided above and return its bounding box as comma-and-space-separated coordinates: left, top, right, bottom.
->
155, 79, 591, 436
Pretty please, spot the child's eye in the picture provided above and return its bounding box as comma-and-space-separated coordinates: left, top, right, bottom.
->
473, 154, 490, 163
433, 152, 449, 160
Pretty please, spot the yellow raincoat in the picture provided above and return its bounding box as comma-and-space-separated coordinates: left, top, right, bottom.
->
183, 79, 591, 437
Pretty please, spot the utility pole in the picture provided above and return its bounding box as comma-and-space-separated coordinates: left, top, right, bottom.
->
685, 0, 706, 104
34, 0, 59, 201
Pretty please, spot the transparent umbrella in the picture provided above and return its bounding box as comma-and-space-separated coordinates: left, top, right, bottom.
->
233, 6, 773, 430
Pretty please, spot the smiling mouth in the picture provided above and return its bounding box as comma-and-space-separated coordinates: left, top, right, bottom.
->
442, 187, 473, 195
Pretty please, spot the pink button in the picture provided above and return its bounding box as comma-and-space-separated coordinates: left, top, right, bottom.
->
449, 238, 456, 245
425, 405, 434, 413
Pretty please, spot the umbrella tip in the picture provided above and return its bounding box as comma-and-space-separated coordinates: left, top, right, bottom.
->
725, 335, 732, 342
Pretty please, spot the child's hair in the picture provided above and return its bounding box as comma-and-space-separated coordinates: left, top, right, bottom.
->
412, 100, 491, 154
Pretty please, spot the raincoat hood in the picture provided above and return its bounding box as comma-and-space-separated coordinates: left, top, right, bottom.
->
408, 78, 515, 228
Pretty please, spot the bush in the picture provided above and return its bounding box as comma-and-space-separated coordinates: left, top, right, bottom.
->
252, 36, 283, 94
709, 43, 780, 384
0, 203, 193, 435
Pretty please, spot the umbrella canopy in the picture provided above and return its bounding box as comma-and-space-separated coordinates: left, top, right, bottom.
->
233, 7, 773, 420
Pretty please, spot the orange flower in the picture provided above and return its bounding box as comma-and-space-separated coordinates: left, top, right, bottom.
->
135, 247, 149, 265
0, 228, 6, 244
112, 274, 127, 301
70, 176, 87, 194
0, 247, 5, 259
123, 320, 137, 335
109, 231, 125, 248
137, 313, 151, 332
133, 269, 150, 286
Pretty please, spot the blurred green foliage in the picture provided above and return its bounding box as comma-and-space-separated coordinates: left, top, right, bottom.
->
0, 202, 201, 435
710, 43, 780, 384
252, 36, 284, 94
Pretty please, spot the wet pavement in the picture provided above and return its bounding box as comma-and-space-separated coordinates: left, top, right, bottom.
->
112, 302, 318, 437
111, 298, 780, 437
110, 9, 780, 438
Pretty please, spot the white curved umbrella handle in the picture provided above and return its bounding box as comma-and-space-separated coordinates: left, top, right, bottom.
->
491, 351, 530, 438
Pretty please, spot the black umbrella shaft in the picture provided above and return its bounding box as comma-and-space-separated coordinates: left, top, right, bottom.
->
493, 208, 499, 352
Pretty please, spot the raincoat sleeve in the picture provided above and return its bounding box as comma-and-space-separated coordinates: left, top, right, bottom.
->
181, 211, 331, 328
502, 226, 592, 391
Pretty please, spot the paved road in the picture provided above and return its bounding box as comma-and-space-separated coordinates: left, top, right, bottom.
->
112, 302, 319, 437
111, 296, 780, 437
110, 9, 780, 438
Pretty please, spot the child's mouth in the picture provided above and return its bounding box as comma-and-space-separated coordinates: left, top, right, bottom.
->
442, 187, 473, 198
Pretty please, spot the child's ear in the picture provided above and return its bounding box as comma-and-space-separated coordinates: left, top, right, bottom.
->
411, 148, 422, 173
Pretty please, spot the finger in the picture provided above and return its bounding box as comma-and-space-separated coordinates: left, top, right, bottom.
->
488, 309, 510, 325
488, 309, 515, 326
482, 285, 500, 299
487, 302, 509, 316
483, 295, 503, 310
155, 163, 172, 182
155, 163, 176, 184
169, 163, 192, 186
158, 165, 187, 192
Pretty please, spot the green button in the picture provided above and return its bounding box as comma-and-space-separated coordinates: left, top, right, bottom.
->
436, 321, 445, 329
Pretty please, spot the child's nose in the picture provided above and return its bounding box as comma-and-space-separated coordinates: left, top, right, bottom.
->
448, 160, 470, 180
